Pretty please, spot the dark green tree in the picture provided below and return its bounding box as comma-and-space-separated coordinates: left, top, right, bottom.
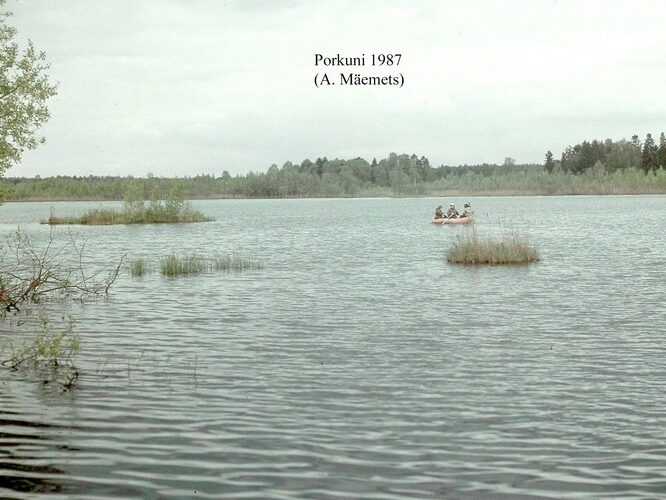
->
560, 146, 581, 174
544, 150, 555, 173
314, 156, 327, 177
605, 139, 641, 171
657, 132, 666, 168
0, 0, 57, 185
641, 133, 658, 173
630, 134, 642, 151
579, 141, 597, 171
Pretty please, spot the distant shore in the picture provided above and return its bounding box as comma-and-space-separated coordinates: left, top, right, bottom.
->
2, 161, 665, 202
3, 188, 665, 203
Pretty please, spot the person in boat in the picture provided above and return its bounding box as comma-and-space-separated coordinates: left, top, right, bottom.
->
446, 203, 459, 218
460, 202, 474, 219
434, 205, 444, 219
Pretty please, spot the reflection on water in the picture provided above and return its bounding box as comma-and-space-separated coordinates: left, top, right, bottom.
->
1, 195, 666, 498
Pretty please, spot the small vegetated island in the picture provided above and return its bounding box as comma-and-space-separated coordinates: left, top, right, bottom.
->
433, 205, 539, 266
446, 229, 539, 266
44, 185, 213, 225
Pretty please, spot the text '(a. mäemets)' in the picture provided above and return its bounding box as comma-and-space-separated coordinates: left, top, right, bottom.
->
313, 53, 404, 88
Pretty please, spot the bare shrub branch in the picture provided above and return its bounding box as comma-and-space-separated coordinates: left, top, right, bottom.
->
0, 228, 124, 315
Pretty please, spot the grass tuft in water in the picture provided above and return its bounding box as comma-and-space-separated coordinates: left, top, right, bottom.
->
133, 252, 262, 278
212, 252, 263, 272
130, 258, 149, 277
446, 228, 539, 265
159, 254, 208, 277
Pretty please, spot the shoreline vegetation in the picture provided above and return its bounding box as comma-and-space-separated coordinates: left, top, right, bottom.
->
4, 166, 666, 202
447, 229, 540, 265
2, 133, 666, 201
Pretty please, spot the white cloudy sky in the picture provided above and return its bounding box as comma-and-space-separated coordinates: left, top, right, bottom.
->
7, 0, 666, 177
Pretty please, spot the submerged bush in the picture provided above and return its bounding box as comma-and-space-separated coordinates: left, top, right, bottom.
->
1, 230, 122, 388
0, 229, 122, 311
1, 315, 80, 389
2, 315, 79, 366
447, 228, 539, 265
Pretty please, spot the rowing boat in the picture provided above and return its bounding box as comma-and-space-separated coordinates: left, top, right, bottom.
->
432, 217, 474, 225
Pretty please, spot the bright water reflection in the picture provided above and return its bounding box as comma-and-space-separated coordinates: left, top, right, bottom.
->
1, 195, 665, 498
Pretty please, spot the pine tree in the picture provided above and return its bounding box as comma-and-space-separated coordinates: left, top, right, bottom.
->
544, 150, 555, 173
657, 132, 666, 169
641, 133, 658, 173
630, 134, 642, 152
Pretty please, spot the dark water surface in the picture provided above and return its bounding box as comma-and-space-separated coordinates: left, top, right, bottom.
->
1, 196, 665, 498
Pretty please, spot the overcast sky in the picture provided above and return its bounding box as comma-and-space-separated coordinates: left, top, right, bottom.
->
7, 0, 666, 177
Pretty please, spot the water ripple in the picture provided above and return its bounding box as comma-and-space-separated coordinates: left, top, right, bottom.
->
1, 196, 666, 498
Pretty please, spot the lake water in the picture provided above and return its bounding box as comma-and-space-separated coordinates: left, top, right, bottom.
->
1, 195, 665, 498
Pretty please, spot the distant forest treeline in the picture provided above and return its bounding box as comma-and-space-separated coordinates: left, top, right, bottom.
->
1, 134, 665, 200
548, 132, 666, 174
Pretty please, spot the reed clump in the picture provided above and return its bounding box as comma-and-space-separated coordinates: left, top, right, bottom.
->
130, 258, 149, 277
446, 228, 539, 265
213, 252, 263, 272
155, 252, 263, 277
160, 254, 208, 277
